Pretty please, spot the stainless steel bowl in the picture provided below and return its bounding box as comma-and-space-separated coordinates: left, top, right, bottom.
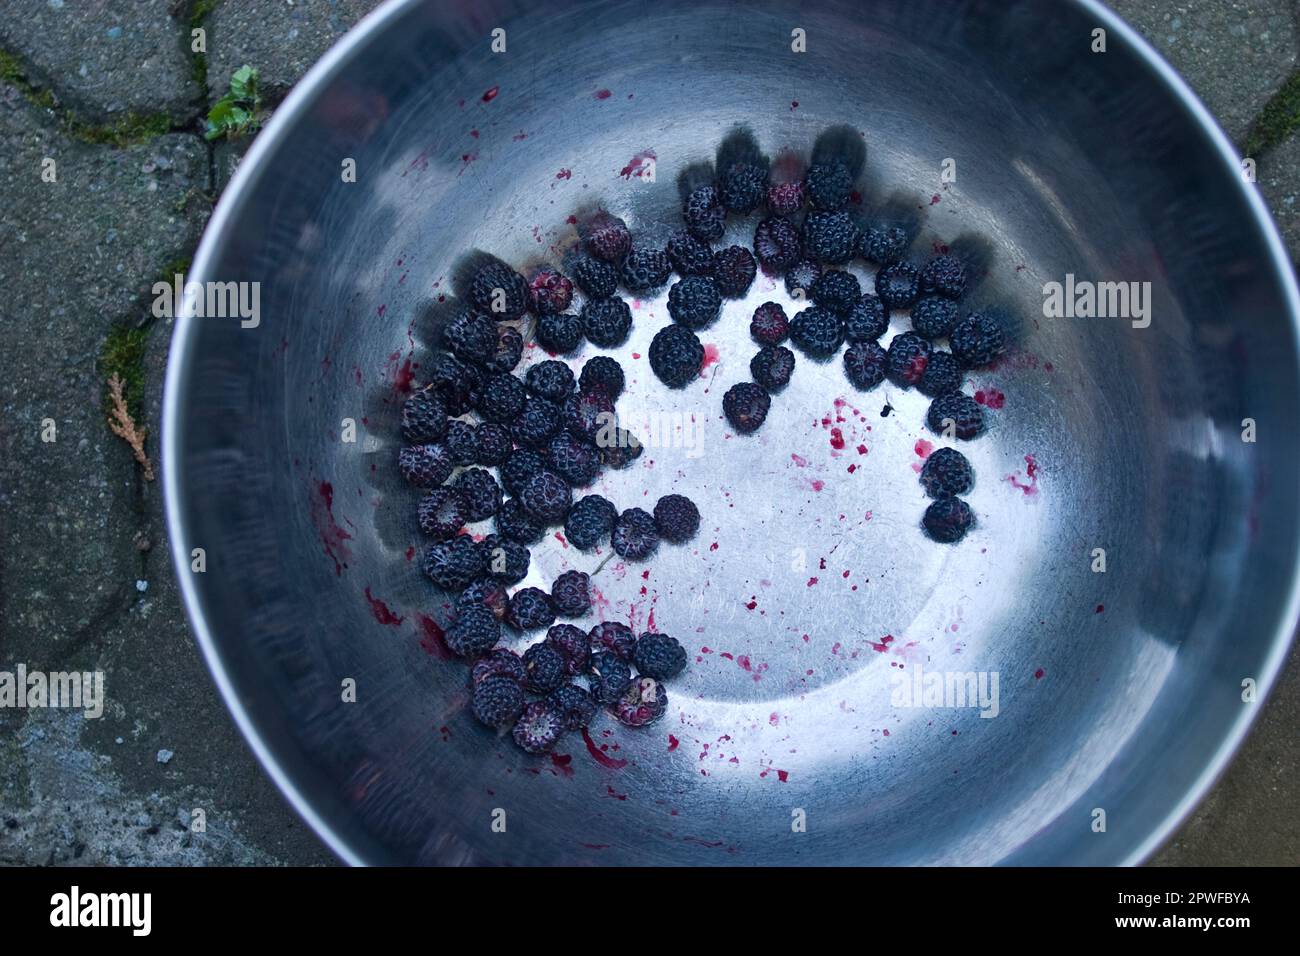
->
165, 0, 1300, 865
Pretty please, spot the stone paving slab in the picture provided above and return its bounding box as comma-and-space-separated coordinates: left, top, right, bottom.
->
1258, 129, 1300, 259
0, 0, 200, 125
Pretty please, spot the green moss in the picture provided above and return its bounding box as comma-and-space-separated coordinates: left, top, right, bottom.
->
72, 112, 174, 148
0, 48, 57, 110
101, 325, 149, 421
1243, 70, 1300, 158
189, 0, 220, 97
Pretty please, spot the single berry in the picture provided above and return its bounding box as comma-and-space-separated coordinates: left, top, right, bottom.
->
474, 423, 513, 466
876, 261, 921, 310
600, 429, 644, 469
859, 224, 909, 263
621, 247, 672, 293
923, 496, 975, 543
613, 676, 668, 727
422, 534, 486, 590
479, 534, 530, 584
766, 180, 805, 217
578, 355, 625, 400
579, 210, 631, 261
684, 184, 725, 242
750, 302, 790, 344
750, 344, 796, 392
753, 217, 801, 270
519, 468, 572, 522
590, 622, 637, 661
485, 325, 524, 373
525, 359, 575, 403
475, 372, 527, 424
500, 448, 546, 497
588, 651, 632, 705
612, 507, 660, 560
886, 331, 931, 387
810, 270, 862, 314
535, 312, 584, 354
649, 324, 705, 388
471, 647, 526, 685
920, 255, 967, 299
545, 623, 591, 674
522, 642, 567, 693
547, 431, 601, 486
399, 443, 453, 488
512, 701, 565, 754
843, 341, 888, 390
565, 495, 618, 550
445, 602, 501, 657
633, 633, 687, 680
570, 255, 618, 298
511, 394, 563, 448
495, 498, 544, 544
802, 211, 858, 264
528, 268, 574, 315
719, 161, 768, 214
667, 276, 722, 329
460, 578, 511, 621
804, 162, 853, 211
550, 570, 592, 617
723, 381, 772, 433
444, 419, 479, 466
508, 587, 557, 631
653, 494, 701, 543
453, 468, 502, 521
949, 312, 1006, 368
920, 447, 974, 498
845, 294, 889, 342
443, 308, 498, 365
470, 262, 529, 320
564, 388, 616, 445
418, 487, 467, 539
918, 350, 962, 397
401, 390, 447, 443
911, 296, 960, 339
580, 296, 633, 347
548, 683, 598, 730
784, 260, 822, 300
926, 392, 986, 440
666, 230, 715, 276
712, 246, 757, 298
425, 353, 482, 415
472, 675, 526, 728
789, 306, 845, 357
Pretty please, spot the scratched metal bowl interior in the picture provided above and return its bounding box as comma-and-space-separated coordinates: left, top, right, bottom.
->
166, 0, 1300, 865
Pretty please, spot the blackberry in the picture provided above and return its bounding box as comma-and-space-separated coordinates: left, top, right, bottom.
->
621, 247, 672, 293
712, 246, 757, 298
519, 469, 572, 522
613, 677, 668, 727
919, 447, 974, 498
926, 392, 986, 440
460, 578, 511, 621
754, 217, 801, 271
910, 296, 960, 339
633, 633, 687, 680
570, 255, 619, 298
500, 448, 546, 497
469, 262, 529, 320
548, 683, 598, 730
495, 498, 544, 544
667, 277, 722, 329
525, 360, 575, 403
453, 468, 502, 521
545, 623, 592, 674
666, 231, 715, 277
766, 180, 805, 217
949, 312, 1006, 369
684, 184, 726, 242
653, 494, 701, 544
417, 487, 467, 539
485, 324, 524, 373
528, 268, 574, 315
810, 270, 862, 315
804, 162, 853, 211
875, 261, 921, 310
479, 535, 530, 584
474, 423, 513, 466
802, 211, 858, 265
425, 353, 482, 415
918, 350, 962, 398
399, 443, 454, 488
723, 381, 772, 433
590, 621, 637, 661
534, 311, 584, 355
471, 647, 526, 685
508, 587, 557, 631
588, 651, 633, 705
859, 224, 910, 264
886, 331, 931, 388
751, 344, 796, 392
612, 507, 660, 560
512, 701, 565, 754
443, 308, 498, 365
564, 388, 616, 445
578, 355, 625, 400
547, 431, 601, 486
551, 570, 592, 618
445, 602, 501, 658
923, 496, 975, 543
843, 341, 888, 390
400, 390, 447, 443
600, 429, 644, 469
784, 260, 822, 300
789, 306, 845, 358
511, 394, 563, 448
649, 324, 705, 388
564, 495, 618, 550
750, 302, 790, 345
719, 161, 767, 214
580, 296, 633, 348
845, 294, 889, 342
579, 210, 631, 262
472, 675, 526, 729
444, 418, 479, 465
422, 534, 486, 590
475, 372, 527, 424
522, 642, 567, 693
920, 254, 967, 299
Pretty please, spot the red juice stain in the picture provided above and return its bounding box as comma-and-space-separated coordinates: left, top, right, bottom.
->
376, 304, 386, 318
404, 546, 415, 561
619, 149, 656, 179
556, 168, 572, 180
606, 785, 628, 801
481, 86, 499, 102
550, 753, 575, 778
415, 614, 452, 660
868, 634, 895, 653
830, 427, 845, 450
737, 655, 752, 671
857, 443, 868, 455
974, 389, 1006, 410
769, 713, 780, 726
469, 128, 479, 138
806, 577, 818, 587
668, 734, 680, 751
554, 531, 568, 549
809, 479, 825, 492
914, 438, 934, 459
311, 481, 352, 575
776, 769, 789, 783
720, 652, 735, 661
1095, 604, 1105, 614
1034, 668, 1045, 679
701, 342, 720, 370
930, 194, 941, 205
791, 453, 808, 467
581, 728, 628, 769
1005, 454, 1040, 496
594, 88, 612, 100
790, 100, 799, 109
709, 541, 719, 551
745, 599, 758, 611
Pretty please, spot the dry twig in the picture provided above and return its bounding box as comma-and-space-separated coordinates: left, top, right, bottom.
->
106, 373, 155, 481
